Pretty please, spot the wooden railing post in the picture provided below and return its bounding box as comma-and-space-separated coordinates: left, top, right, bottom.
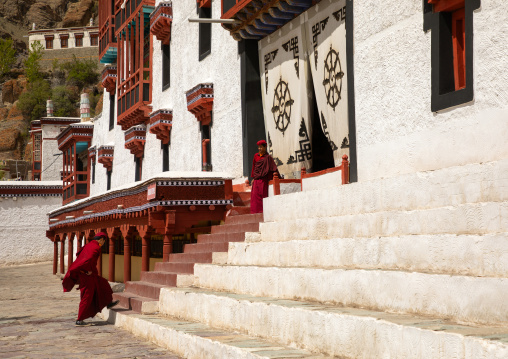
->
300, 167, 306, 191
273, 172, 280, 196
341, 154, 349, 184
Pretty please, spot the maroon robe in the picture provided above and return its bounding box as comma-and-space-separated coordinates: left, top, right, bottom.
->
250, 153, 279, 214
62, 240, 113, 321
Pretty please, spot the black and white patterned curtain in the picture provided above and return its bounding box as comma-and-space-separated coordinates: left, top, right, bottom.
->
259, 0, 349, 175
305, 0, 349, 165
259, 19, 313, 178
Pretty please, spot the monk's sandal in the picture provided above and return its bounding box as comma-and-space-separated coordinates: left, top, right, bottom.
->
75, 320, 91, 326
107, 300, 120, 309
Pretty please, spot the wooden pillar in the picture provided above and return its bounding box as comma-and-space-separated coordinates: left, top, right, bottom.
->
107, 228, 117, 282
96, 229, 103, 276
76, 233, 82, 252
121, 226, 133, 283
67, 233, 74, 269
140, 229, 151, 273
59, 237, 65, 274
163, 233, 172, 262
53, 239, 58, 275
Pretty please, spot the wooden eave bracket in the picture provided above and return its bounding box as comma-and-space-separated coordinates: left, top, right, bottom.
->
185, 83, 213, 126
150, 1, 173, 45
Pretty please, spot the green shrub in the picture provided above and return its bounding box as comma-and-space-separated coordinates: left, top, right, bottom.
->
0, 38, 16, 79
17, 79, 51, 121
24, 41, 44, 83
52, 85, 78, 117
59, 55, 99, 88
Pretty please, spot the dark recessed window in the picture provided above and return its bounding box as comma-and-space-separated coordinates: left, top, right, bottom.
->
75, 35, 83, 47
109, 93, 115, 131
90, 35, 99, 46
60, 37, 68, 48
199, 6, 212, 61
135, 156, 143, 182
106, 169, 112, 190
201, 124, 212, 171
423, 0, 480, 112
92, 158, 96, 184
45, 38, 53, 49
162, 43, 170, 90
162, 142, 169, 172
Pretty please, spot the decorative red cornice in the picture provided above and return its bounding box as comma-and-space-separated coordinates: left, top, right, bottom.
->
57, 124, 94, 150
0, 184, 62, 198
98, 145, 114, 170
101, 66, 117, 94
185, 83, 213, 126
124, 125, 146, 158
149, 109, 172, 144
39, 117, 80, 126
150, 1, 173, 45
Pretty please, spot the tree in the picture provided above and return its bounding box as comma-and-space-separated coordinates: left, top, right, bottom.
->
0, 38, 16, 78
17, 79, 51, 122
52, 85, 78, 117
24, 41, 44, 83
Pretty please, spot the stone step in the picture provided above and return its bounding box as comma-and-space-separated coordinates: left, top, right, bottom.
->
155, 261, 195, 274
228, 233, 508, 278
224, 213, 263, 225
112, 292, 158, 314
140, 271, 178, 286
157, 287, 508, 359
196, 232, 245, 244
194, 264, 508, 326
169, 252, 213, 263
259, 201, 508, 242
100, 308, 329, 359
184, 242, 230, 253
211, 222, 260, 235
125, 280, 166, 300
264, 159, 508, 223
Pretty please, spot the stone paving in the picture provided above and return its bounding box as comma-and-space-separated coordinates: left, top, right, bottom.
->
0, 262, 181, 359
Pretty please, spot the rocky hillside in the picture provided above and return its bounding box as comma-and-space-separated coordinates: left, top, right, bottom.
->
0, 0, 98, 170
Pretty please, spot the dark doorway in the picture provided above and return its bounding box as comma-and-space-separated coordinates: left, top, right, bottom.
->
310, 85, 335, 173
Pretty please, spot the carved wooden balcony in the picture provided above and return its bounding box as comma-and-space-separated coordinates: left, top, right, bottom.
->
124, 125, 146, 158
101, 66, 117, 94
150, 1, 173, 45
98, 145, 114, 170
149, 109, 172, 144
185, 83, 213, 126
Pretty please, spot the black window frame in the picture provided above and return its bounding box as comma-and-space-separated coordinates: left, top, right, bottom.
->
162, 43, 170, 91
198, 5, 212, 61
109, 93, 115, 131
106, 169, 112, 190
162, 142, 169, 172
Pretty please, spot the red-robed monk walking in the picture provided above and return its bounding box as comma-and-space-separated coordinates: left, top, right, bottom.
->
250, 140, 280, 214
62, 232, 119, 326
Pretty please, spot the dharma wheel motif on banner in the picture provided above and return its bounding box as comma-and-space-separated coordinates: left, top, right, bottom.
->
271, 78, 294, 135
323, 46, 344, 111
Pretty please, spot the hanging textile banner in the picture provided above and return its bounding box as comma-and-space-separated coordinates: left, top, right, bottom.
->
259, 16, 313, 178
305, 0, 349, 166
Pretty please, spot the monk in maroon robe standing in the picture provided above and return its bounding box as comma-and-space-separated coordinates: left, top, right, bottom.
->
250, 140, 280, 214
62, 232, 118, 326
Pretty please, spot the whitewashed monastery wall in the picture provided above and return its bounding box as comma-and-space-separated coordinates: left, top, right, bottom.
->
0, 189, 61, 266
91, 0, 243, 194
41, 124, 63, 181
353, 0, 508, 181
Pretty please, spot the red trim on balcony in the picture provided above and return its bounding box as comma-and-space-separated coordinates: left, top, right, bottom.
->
428, 0, 464, 13
197, 0, 211, 8
185, 83, 213, 126
150, 1, 173, 45
124, 125, 146, 158
98, 145, 115, 170
101, 66, 117, 94
149, 109, 173, 144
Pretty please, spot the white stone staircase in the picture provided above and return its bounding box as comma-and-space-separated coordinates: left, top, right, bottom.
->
102, 159, 508, 358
